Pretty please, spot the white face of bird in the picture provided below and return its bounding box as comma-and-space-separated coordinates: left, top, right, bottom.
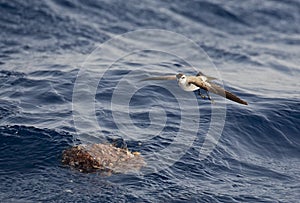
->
176, 73, 187, 84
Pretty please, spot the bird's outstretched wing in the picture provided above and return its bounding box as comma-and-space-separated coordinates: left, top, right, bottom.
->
140, 75, 176, 81
196, 71, 218, 81
208, 83, 248, 105
188, 77, 248, 105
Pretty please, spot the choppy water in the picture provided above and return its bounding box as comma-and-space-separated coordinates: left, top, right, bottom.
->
1, 0, 300, 202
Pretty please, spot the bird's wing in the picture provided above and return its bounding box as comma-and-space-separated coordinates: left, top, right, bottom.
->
140, 75, 176, 81
188, 77, 248, 105
196, 71, 218, 81
208, 83, 248, 105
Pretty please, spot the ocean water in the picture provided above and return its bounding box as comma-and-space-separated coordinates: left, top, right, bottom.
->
0, 0, 300, 202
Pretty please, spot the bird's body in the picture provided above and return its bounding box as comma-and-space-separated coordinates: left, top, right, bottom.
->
177, 77, 200, 91
176, 73, 212, 92
141, 72, 248, 105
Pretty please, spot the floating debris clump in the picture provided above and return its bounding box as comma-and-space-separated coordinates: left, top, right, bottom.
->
62, 144, 146, 174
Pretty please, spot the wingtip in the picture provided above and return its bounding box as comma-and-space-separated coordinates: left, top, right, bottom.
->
235, 99, 248, 105
139, 78, 150, 82
242, 101, 248, 105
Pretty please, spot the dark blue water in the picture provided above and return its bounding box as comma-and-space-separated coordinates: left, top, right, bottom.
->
1, 0, 300, 202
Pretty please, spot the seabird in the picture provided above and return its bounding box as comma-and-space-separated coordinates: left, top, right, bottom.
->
141, 72, 248, 105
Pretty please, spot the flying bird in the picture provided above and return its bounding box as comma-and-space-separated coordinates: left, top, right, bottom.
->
141, 72, 248, 105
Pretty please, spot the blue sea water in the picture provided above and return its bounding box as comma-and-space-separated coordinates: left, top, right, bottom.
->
0, 0, 300, 202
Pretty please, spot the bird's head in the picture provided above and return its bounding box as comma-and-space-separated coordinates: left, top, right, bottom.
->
176, 73, 187, 84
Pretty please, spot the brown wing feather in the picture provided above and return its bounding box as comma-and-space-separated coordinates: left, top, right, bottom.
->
188, 77, 248, 105
208, 83, 248, 105
140, 75, 176, 81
